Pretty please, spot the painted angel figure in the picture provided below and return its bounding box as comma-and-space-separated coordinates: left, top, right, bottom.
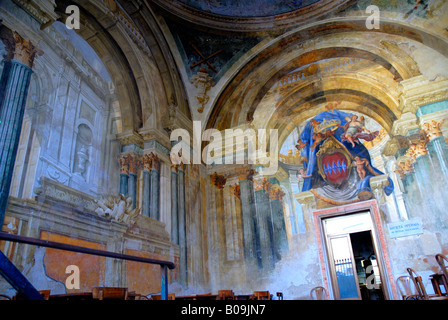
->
340, 115, 379, 148
298, 168, 312, 180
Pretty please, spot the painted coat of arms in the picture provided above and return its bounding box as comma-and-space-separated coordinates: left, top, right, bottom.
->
296, 110, 393, 205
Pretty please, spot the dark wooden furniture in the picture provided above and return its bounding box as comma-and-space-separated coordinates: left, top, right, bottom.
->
407, 268, 448, 300
92, 287, 128, 300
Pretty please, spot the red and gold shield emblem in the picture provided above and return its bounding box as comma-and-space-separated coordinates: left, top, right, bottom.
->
316, 136, 352, 185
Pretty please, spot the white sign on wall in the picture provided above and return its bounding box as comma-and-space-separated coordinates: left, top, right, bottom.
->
387, 218, 423, 239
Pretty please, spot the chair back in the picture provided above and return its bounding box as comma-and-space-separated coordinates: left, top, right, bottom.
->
396, 276, 419, 300
92, 287, 128, 300
310, 286, 327, 300
218, 290, 234, 300
252, 291, 271, 300
436, 254, 448, 280
406, 268, 429, 300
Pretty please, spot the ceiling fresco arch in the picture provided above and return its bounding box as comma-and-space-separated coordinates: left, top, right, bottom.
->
204, 17, 448, 141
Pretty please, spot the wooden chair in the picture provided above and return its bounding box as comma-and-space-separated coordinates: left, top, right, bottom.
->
252, 291, 272, 300
151, 293, 175, 300
218, 290, 234, 300
407, 268, 448, 300
436, 254, 448, 293
276, 292, 283, 300
310, 286, 327, 300
396, 276, 421, 300
92, 287, 128, 300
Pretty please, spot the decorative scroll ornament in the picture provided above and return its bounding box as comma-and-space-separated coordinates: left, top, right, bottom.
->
95, 194, 141, 225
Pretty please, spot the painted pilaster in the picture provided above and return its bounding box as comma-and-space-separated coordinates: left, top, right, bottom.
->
178, 164, 187, 286
149, 153, 161, 221
127, 154, 140, 209
237, 169, 258, 271
253, 176, 274, 270
142, 154, 152, 218
0, 28, 38, 225
118, 154, 129, 197
171, 164, 179, 244
268, 185, 289, 261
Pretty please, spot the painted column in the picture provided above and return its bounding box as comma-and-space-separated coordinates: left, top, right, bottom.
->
171, 164, 179, 244
118, 154, 129, 197
238, 170, 259, 270
142, 154, 152, 218
423, 120, 448, 180
178, 163, 187, 286
268, 185, 289, 262
406, 138, 445, 227
127, 154, 139, 209
0, 28, 38, 225
253, 177, 274, 270
149, 153, 161, 220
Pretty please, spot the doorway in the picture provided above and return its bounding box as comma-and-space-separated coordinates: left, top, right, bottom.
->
322, 211, 386, 300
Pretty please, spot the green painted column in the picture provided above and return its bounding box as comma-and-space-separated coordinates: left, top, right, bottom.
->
118, 155, 129, 197
0, 29, 37, 225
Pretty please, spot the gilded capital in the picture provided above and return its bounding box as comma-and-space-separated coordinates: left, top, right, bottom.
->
128, 154, 141, 174
422, 120, 444, 140
210, 172, 226, 189
237, 168, 256, 181
230, 184, 240, 199
143, 152, 161, 172
269, 185, 285, 201
253, 177, 272, 193
405, 138, 428, 162
118, 154, 130, 175
394, 158, 414, 179
0, 27, 41, 68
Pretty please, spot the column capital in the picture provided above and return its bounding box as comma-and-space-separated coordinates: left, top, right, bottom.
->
143, 152, 161, 172
268, 185, 285, 201
421, 120, 444, 140
394, 157, 415, 179
405, 137, 429, 162
118, 154, 130, 175
0, 27, 41, 68
237, 168, 256, 181
230, 184, 240, 200
210, 172, 226, 189
253, 176, 272, 193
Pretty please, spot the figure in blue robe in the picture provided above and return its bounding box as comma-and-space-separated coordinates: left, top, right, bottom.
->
297, 110, 393, 197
